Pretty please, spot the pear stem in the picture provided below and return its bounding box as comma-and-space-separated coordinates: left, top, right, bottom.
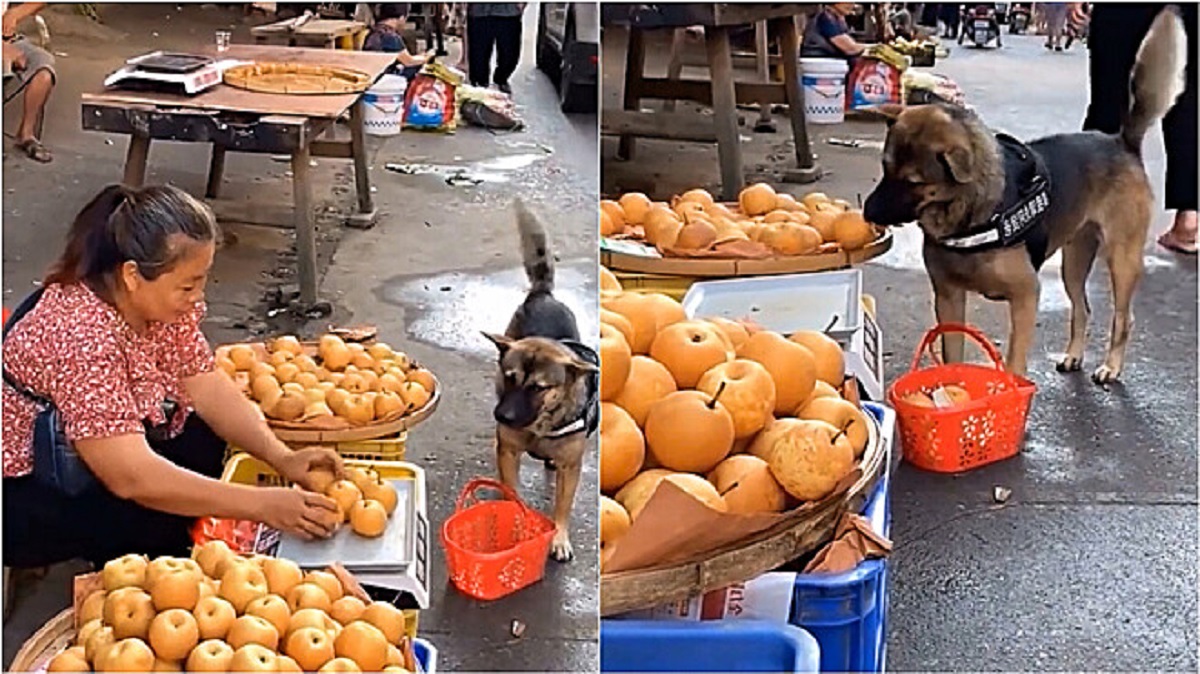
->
707, 381, 728, 409
832, 428, 848, 444
718, 480, 740, 497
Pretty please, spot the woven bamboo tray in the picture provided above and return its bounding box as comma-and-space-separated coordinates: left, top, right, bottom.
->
602, 228, 893, 277
222, 62, 372, 94
216, 341, 440, 443
599, 410, 887, 616
10, 607, 72, 673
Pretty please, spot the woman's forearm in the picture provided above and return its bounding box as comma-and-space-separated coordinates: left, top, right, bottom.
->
185, 371, 291, 469
77, 434, 262, 520
397, 50, 424, 67
126, 454, 263, 520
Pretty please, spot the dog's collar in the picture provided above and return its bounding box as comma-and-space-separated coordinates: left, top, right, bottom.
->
934, 134, 1052, 266
543, 339, 600, 439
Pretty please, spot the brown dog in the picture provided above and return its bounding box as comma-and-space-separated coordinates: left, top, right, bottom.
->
484, 200, 598, 562
863, 8, 1187, 383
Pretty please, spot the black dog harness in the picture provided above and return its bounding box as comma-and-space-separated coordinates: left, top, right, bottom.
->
542, 340, 600, 439
934, 133, 1053, 269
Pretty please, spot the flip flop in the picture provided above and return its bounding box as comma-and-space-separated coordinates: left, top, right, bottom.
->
15, 138, 51, 163
1157, 231, 1198, 255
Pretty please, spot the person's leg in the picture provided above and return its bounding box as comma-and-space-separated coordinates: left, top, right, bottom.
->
1082, 4, 1152, 134
5, 38, 55, 162
492, 16, 523, 90
1159, 4, 1198, 253
466, 15, 495, 86
2, 476, 90, 568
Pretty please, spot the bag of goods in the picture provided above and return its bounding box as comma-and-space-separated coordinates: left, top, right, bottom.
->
402, 61, 463, 133
846, 44, 907, 111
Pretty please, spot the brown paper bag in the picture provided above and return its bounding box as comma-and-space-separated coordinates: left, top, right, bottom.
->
604, 468, 861, 574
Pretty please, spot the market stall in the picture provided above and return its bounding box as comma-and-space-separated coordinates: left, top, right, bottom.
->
600, 4, 823, 201
80, 45, 395, 309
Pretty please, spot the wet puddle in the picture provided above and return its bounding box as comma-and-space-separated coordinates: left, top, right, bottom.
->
378, 263, 598, 358
384, 151, 552, 186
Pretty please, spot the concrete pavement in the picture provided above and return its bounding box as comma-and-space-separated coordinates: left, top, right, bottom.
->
3, 3, 598, 671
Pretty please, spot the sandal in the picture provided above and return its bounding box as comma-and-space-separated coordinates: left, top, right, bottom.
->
1157, 231, 1198, 255
15, 138, 51, 163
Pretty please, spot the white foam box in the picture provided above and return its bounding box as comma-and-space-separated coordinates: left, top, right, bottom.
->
681, 270, 885, 401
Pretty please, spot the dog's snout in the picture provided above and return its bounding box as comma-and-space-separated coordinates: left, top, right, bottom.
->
863, 180, 917, 226
494, 390, 537, 428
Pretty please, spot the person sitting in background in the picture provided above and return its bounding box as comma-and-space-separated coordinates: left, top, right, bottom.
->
363, 3, 434, 79
802, 3, 867, 61
2, 2, 55, 163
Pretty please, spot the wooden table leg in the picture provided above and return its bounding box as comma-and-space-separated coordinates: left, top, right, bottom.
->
777, 15, 821, 183
704, 26, 744, 201
663, 28, 685, 113
292, 146, 318, 307
345, 100, 378, 229
206, 144, 227, 199
123, 135, 151, 187
617, 27, 645, 161
754, 20, 776, 132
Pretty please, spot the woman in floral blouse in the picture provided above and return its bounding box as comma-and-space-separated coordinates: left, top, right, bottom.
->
2, 184, 344, 569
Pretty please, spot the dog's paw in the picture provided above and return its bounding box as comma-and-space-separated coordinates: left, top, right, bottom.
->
1091, 364, 1121, 385
1056, 355, 1083, 372
550, 528, 573, 563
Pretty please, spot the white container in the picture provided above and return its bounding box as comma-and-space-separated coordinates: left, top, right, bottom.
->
361, 74, 408, 137
799, 57, 849, 125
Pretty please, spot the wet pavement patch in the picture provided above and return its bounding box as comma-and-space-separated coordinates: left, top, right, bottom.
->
376, 262, 598, 359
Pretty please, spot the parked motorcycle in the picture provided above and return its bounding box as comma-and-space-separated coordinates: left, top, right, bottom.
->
959, 4, 1003, 48
1008, 2, 1032, 34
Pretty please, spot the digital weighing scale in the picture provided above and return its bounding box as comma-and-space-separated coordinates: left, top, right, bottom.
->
104, 51, 248, 95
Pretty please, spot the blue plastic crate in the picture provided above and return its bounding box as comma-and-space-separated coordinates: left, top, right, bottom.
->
413, 637, 438, 673
601, 620, 821, 672
788, 402, 893, 674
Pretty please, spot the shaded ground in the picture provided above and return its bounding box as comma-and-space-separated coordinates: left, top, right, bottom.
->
601, 29, 1197, 671
3, 3, 598, 671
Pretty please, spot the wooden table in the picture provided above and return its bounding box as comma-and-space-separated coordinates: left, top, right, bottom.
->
80, 45, 395, 308
251, 18, 368, 50
601, 4, 822, 201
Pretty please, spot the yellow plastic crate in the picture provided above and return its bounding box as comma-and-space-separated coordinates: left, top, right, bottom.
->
225, 431, 407, 465
612, 271, 696, 301
220, 453, 422, 640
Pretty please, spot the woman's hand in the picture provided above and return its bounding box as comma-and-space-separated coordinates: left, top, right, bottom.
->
277, 447, 346, 493
260, 487, 341, 540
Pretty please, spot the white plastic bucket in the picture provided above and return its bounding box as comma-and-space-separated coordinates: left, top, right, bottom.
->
799, 58, 849, 124
361, 74, 408, 137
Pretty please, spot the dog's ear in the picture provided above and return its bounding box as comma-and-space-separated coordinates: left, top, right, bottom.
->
865, 103, 906, 126
939, 146, 974, 183
566, 354, 600, 375
481, 332, 515, 355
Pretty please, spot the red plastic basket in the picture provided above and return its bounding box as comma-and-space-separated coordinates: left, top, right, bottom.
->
887, 323, 1037, 473
440, 477, 556, 601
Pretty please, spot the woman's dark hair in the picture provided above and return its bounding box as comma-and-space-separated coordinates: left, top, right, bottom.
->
376, 3, 410, 22
44, 184, 220, 288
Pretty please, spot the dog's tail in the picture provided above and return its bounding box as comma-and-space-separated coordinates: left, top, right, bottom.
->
515, 199, 554, 294
1122, 7, 1188, 153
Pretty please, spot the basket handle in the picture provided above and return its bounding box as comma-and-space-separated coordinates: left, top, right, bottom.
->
454, 477, 537, 516
909, 322, 1008, 373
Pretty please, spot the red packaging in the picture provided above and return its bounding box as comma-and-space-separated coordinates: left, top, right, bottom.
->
191, 517, 279, 556
402, 65, 459, 133
846, 57, 903, 111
